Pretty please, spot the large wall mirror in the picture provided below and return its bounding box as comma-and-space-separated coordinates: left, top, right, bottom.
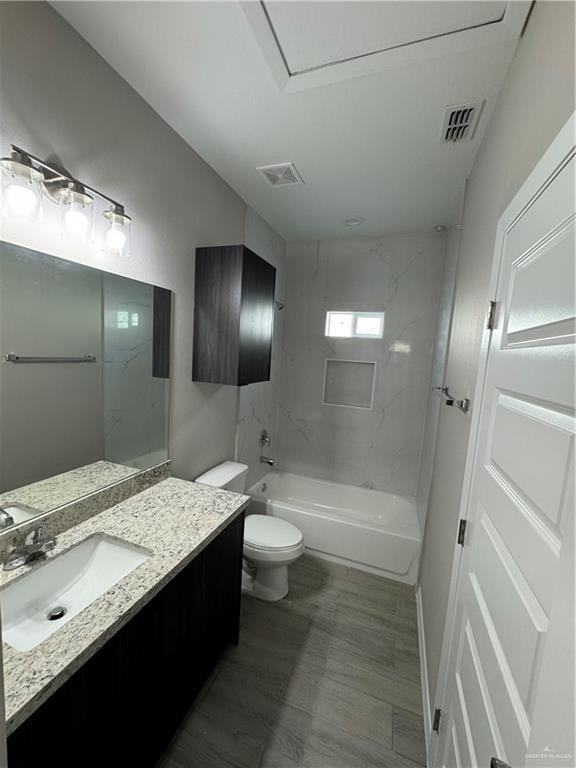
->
0, 241, 171, 530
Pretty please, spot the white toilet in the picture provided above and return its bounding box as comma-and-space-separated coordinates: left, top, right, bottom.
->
195, 461, 305, 602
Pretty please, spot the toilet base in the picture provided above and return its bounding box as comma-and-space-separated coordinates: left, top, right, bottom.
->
242, 562, 289, 602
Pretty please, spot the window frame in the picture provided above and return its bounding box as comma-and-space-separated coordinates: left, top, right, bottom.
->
325, 310, 385, 339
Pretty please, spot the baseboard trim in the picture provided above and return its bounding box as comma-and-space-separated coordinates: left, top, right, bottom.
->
416, 585, 431, 765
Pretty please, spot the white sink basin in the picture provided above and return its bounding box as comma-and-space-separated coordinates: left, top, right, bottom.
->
0, 534, 151, 652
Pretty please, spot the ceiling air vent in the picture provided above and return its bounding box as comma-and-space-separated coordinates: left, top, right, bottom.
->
257, 162, 304, 187
441, 101, 484, 143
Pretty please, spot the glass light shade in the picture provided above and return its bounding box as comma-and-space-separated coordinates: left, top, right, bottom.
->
103, 207, 131, 257
58, 184, 94, 241
0, 157, 43, 221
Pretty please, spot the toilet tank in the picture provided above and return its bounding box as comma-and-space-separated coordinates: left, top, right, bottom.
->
195, 461, 249, 493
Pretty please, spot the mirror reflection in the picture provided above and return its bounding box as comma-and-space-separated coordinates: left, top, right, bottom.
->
0, 241, 171, 529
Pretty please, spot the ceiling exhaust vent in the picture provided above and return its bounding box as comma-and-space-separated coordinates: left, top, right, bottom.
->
257, 162, 304, 187
441, 101, 484, 143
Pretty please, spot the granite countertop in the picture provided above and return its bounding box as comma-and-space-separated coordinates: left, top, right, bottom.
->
1, 477, 250, 735
0, 461, 140, 513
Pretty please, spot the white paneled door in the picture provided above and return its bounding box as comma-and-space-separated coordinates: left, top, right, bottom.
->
436, 118, 575, 768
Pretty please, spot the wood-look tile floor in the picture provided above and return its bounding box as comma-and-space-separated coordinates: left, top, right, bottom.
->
157, 555, 427, 768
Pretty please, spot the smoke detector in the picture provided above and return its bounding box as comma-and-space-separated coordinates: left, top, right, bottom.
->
257, 162, 304, 187
441, 101, 485, 143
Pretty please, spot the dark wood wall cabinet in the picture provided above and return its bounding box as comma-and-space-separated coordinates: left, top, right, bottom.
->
192, 245, 276, 386
8, 513, 245, 768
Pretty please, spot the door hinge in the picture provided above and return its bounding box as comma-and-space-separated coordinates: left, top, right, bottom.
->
486, 300, 497, 330
432, 707, 442, 733
457, 519, 468, 546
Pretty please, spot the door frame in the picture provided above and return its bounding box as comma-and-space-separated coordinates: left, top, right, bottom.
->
429, 111, 576, 768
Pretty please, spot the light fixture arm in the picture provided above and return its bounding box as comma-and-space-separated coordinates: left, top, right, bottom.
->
10, 144, 125, 213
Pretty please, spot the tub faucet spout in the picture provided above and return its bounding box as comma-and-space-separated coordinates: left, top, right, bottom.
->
260, 456, 275, 466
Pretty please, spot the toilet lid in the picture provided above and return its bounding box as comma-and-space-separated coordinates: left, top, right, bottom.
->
244, 515, 303, 550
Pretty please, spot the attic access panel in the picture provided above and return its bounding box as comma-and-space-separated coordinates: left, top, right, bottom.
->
264, 1, 508, 74
242, 1, 531, 93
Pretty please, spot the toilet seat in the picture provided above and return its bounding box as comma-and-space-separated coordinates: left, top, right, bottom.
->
244, 515, 303, 551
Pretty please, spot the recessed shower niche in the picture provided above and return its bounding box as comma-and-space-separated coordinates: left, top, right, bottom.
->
323, 359, 377, 409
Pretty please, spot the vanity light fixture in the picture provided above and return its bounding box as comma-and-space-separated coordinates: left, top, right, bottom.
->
0, 144, 132, 255
57, 181, 94, 241
0, 149, 44, 221
103, 203, 131, 257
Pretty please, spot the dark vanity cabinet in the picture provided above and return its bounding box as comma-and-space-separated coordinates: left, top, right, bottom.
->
7, 513, 245, 768
192, 245, 276, 386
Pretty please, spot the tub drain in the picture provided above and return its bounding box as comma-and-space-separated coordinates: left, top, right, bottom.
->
47, 606, 67, 621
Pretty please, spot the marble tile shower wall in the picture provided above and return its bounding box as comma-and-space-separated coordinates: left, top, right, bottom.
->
236, 209, 287, 488
416, 228, 459, 528
103, 274, 169, 468
276, 234, 447, 497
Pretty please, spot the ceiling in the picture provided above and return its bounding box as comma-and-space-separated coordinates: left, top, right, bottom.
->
53, 1, 530, 241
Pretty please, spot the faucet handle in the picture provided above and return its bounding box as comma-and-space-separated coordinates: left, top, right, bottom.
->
25, 526, 42, 546
259, 429, 271, 447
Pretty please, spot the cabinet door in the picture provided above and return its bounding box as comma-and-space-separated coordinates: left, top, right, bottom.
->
7, 626, 128, 768
238, 247, 276, 385
192, 245, 243, 385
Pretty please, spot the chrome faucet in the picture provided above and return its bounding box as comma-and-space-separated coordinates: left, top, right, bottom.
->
259, 429, 275, 466
3, 526, 57, 571
0, 508, 15, 529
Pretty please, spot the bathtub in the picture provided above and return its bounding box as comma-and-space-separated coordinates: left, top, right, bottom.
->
247, 471, 421, 585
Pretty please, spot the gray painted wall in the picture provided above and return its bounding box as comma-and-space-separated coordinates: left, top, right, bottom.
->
419, 0, 576, 714
0, 1, 248, 482
236, 208, 286, 488
277, 234, 446, 497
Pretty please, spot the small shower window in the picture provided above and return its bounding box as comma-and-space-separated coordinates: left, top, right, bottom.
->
325, 311, 384, 339
116, 310, 129, 329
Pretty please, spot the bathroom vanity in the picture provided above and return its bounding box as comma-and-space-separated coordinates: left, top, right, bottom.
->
3, 478, 249, 768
